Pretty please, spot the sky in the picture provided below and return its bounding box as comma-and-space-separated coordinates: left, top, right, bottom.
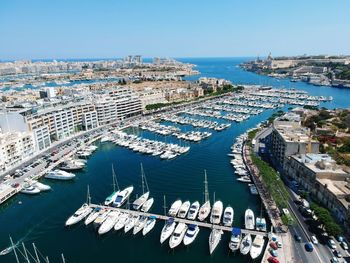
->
0, 0, 349, 60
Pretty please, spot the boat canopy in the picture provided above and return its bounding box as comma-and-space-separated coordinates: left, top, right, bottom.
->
149, 215, 157, 219
232, 227, 241, 235
188, 224, 197, 230
167, 218, 175, 224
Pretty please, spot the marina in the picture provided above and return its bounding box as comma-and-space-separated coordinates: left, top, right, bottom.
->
1, 58, 349, 263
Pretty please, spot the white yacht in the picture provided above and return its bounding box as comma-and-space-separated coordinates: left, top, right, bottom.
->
169, 223, 187, 249
133, 163, 150, 210
65, 204, 92, 226
177, 201, 190, 218
20, 184, 40, 195
104, 165, 120, 206
245, 209, 255, 230
93, 209, 111, 227
187, 201, 200, 220
256, 217, 267, 232
160, 218, 176, 244
223, 206, 234, 226
124, 215, 138, 233
229, 228, 241, 252
84, 207, 102, 225
209, 229, 223, 254
142, 216, 157, 236
210, 201, 223, 224
198, 170, 211, 221
112, 186, 134, 207
168, 200, 182, 217
98, 210, 120, 235
114, 212, 129, 231
140, 198, 154, 212
250, 235, 265, 259
240, 234, 252, 255
133, 215, 148, 235
45, 169, 75, 180
183, 224, 200, 246
32, 181, 51, 191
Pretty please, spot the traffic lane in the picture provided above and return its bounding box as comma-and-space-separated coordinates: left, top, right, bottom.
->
288, 200, 334, 262
290, 225, 321, 263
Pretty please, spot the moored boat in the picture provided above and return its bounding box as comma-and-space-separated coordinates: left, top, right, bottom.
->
229, 228, 241, 252
177, 201, 190, 218
223, 206, 234, 226
210, 201, 223, 224
250, 235, 265, 259
65, 203, 92, 226
187, 201, 200, 220
183, 224, 199, 246
245, 209, 255, 230
240, 234, 252, 255
160, 218, 176, 244
45, 169, 75, 180
112, 186, 134, 207
169, 223, 187, 249
98, 210, 120, 235
140, 198, 154, 212
168, 200, 182, 217
209, 228, 223, 254
142, 216, 157, 236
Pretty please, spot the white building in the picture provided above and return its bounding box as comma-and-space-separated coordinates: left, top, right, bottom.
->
138, 88, 167, 110
109, 87, 142, 120
82, 111, 98, 130
33, 125, 51, 151
94, 97, 117, 125
53, 110, 75, 140
0, 131, 36, 172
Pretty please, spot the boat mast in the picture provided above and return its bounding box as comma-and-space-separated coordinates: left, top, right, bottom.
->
10, 236, 19, 263
213, 191, 216, 203
22, 242, 30, 263
112, 164, 120, 191
61, 253, 66, 263
87, 185, 91, 205
33, 243, 40, 263
204, 170, 209, 203
140, 163, 145, 194
163, 195, 167, 216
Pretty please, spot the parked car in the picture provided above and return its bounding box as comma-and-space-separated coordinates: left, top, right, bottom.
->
340, 241, 348, 250
333, 250, 342, 258
331, 257, 339, 263
267, 256, 280, 263
270, 242, 278, 250
336, 236, 344, 242
276, 241, 283, 248
305, 243, 314, 252
269, 249, 278, 257
328, 239, 337, 249
311, 235, 318, 245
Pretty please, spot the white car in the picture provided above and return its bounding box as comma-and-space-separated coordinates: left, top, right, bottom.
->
328, 239, 337, 249
311, 235, 318, 245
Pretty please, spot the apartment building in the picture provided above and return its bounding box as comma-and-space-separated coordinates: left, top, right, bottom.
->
137, 88, 167, 110
109, 87, 142, 120
94, 97, 117, 125
0, 131, 36, 172
284, 153, 350, 230
33, 125, 51, 151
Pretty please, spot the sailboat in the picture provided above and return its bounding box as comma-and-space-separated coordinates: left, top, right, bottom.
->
132, 163, 150, 210
198, 170, 211, 221
104, 164, 120, 206
209, 228, 223, 254
65, 186, 93, 226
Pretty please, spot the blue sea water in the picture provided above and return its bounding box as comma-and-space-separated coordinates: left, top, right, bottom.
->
0, 58, 349, 263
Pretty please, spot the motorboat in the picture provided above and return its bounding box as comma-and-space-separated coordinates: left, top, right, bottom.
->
250, 235, 265, 259
142, 216, 157, 236
59, 159, 85, 171
133, 163, 150, 210
93, 209, 111, 227
168, 200, 182, 217
104, 190, 120, 206
160, 218, 176, 244
198, 201, 211, 221
198, 170, 211, 221
45, 169, 75, 180
133, 192, 149, 210
114, 212, 129, 231
223, 206, 234, 226
65, 203, 92, 226
85, 207, 102, 225
177, 201, 190, 218
98, 210, 120, 235
240, 234, 252, 255
245, 209, 255, 230
169, 223, 187, 249
210, 201, 223, 224
0, 242, 18, 256
256, 217, 267, 232
32, 181, 51, 191
237, 176, 251, 183
183, 224, 199, 246
112, 186, 134, 207
124, 215, 138, 233
249, 184, 258, 195
133, 215, 148, 235
229, 228, 241, 252
20, 184, 40, 195
140, 198, 154, 212
209, 229, 223, 254
187, 201, 200, 220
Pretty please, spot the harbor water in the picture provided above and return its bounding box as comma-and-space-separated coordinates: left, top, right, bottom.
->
1, 58, 349, 263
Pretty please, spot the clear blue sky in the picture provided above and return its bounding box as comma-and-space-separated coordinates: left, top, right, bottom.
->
0, 0, 349, 60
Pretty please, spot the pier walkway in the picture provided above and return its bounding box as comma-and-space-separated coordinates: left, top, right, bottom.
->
89, 203, 268, 237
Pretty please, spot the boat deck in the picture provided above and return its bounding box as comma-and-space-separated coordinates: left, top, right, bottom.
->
89, 203, 268, 237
